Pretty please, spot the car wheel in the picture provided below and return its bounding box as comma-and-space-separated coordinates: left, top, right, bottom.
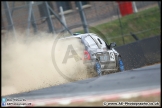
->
117, 56, 125, 72
95, 62, 102, 76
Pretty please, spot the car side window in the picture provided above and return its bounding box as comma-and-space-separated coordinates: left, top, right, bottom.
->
85, 36, 98, 49
97, 38, 102, 44
96, 37, 108, 49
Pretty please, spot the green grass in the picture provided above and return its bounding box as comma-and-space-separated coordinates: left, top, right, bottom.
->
77, 6, 161, 46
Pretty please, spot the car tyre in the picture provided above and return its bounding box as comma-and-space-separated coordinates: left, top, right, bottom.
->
117, 56, 125, 72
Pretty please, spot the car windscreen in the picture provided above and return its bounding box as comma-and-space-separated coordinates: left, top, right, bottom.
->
84, 36, 98, 49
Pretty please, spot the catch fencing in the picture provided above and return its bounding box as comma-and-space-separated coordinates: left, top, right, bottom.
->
1, 1, 161, 46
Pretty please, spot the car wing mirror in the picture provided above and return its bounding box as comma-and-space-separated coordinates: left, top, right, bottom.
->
110, 42, 116, 48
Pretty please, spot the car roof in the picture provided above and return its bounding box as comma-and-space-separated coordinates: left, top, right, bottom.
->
59, 33, 98, 40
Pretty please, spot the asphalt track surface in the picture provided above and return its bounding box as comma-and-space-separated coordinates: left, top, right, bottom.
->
2, 64, 160, 100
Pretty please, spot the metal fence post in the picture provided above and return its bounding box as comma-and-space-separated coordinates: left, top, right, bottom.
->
31, 2, 37, 34
132, 1, 138, 13
157, 1, 161, 13
116, 2, 125, 45
11, 2, 15, 16
31, 11, 37, 34
48, 6, 72, 35
60, 6, 67, 30
26, 1, 33, 37
77, 1, 89, 33
3, 1, 17, 40
44, 2, 55, 34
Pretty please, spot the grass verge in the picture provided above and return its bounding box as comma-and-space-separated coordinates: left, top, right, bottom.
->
78, 6, 160, 46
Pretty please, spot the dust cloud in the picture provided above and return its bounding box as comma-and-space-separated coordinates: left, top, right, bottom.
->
1, 31, 93, 96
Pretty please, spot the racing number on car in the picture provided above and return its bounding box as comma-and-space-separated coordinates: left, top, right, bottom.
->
109, 52, 115, 61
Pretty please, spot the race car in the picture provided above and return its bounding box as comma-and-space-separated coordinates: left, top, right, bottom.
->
60, 33, 125, 76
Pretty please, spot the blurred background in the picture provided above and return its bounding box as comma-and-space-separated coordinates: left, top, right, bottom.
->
1, 1, 161, 46
1, 1, 161, 106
